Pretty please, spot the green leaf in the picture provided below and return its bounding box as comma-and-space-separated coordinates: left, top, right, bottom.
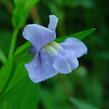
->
0, 56, 32, 103
3, 63, 27, 94
56, 28, 96, 42
13, 0, 39, 29
0, 58, 14, 95
14, 42, 31, 56
0, 78, 40, 109
0, 45, 33, 103
72, 28, 96, 39
14, 42, 33, 65
14, 42, 33, 64
0, 41, 32, 102
70, 98, 99, 109
0, 48, 7, 64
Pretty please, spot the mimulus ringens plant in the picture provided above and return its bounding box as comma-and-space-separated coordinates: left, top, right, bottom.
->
22, 15, 87, 83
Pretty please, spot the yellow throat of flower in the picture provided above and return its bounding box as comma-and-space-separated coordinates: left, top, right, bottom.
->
42, 41, 62, 55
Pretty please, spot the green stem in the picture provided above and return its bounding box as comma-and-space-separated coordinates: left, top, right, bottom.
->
8, 28, 19, 58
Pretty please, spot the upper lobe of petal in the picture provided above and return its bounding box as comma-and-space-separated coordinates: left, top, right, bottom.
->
60, 38, 87, 58
22, 24, 56, 51
48, 15, 58, 31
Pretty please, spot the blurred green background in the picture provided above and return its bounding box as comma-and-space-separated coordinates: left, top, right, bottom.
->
0, 0, 109, 109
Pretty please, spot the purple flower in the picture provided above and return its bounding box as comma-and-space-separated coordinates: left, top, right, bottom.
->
22, 15, 87, 83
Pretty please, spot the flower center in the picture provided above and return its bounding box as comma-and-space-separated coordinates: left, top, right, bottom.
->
41, 41, 62, 55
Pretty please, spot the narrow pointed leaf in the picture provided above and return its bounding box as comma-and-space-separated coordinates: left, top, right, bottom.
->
56, 28, 96, 42
14, 42, 31, 56
70, 98, 99, 109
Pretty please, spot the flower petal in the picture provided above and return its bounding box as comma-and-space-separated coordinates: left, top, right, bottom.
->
53, 47, 79, 74
48, 15, 58, 31
53, 53, 72, 74
60, 38, 87, 58
22, 24, 55, 51
25, 52, 58, 83
63, 49, 79, 70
